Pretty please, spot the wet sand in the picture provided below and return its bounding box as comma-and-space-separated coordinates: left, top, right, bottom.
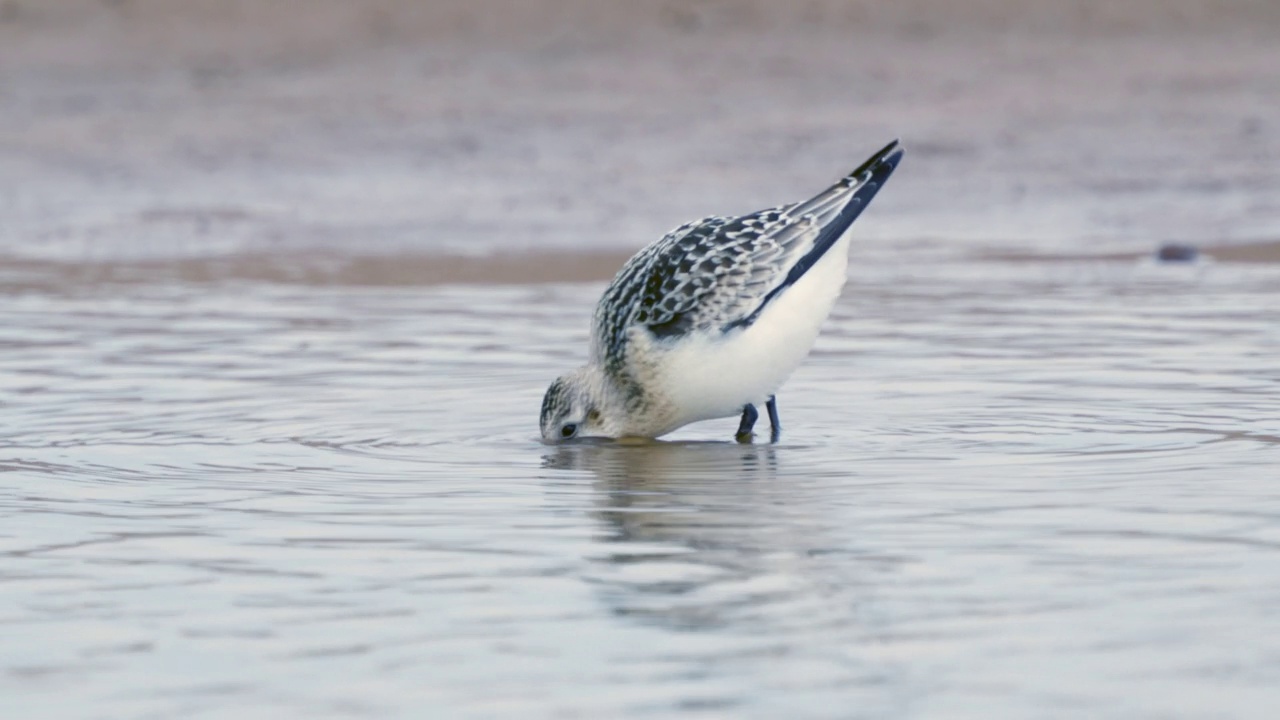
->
2, 0, 1279, 267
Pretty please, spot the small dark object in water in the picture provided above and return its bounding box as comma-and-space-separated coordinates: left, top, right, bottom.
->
1156, 243, 1199, 262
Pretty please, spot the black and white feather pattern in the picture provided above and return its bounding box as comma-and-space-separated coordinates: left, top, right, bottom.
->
591, 140, 903, 377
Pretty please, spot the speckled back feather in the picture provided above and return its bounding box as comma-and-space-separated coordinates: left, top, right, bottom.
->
590, 140, 901, 385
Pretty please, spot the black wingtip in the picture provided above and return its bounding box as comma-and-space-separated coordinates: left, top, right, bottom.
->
724, 140, 905, 332
866, 139, 904, 174
837, 139, 903, 192
885, 138, 904, 162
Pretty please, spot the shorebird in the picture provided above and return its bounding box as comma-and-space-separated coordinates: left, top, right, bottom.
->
540, 140, 904, 443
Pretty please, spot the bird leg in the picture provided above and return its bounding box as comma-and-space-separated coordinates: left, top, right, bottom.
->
735, 404, 759, 443
766, 396, 781, 442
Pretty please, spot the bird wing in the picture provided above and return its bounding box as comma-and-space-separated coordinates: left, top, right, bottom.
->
591, 140, 903, 373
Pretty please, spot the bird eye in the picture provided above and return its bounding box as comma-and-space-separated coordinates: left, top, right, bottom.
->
560, 423, 578, 439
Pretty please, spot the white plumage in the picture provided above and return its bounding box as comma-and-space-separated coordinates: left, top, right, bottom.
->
649, 232, 850, 432
540, 140, 904, 443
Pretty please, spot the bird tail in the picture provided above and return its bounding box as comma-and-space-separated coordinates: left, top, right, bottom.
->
725, 140, 905, 331
791, 139, 903, 230
772, 139, 904, 288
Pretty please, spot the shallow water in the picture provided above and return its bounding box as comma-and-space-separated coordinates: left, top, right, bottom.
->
4, 248, 1279, 718
5, 2, 1280, 716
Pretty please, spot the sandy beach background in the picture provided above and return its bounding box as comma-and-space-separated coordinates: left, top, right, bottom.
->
2, 0, 1278, 279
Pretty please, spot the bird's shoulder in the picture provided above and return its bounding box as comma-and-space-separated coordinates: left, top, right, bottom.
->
591, 208, 802, 367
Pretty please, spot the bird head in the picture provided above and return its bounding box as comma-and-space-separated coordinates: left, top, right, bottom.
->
539, 367, 606, 442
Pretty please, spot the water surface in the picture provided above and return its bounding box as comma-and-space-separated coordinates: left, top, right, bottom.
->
3, 248, 1278, 718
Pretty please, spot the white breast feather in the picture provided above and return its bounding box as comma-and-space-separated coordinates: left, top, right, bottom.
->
655, 235, 851, 429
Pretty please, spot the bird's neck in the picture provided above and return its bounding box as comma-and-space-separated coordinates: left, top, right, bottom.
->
587, 363, 683, 438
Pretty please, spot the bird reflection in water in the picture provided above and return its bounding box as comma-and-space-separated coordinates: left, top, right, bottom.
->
542, 441, 863, 633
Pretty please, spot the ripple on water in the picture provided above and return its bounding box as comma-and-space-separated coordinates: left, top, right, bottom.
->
2, 254, 1279, 718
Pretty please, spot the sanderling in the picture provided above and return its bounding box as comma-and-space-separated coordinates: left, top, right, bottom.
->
540, 140, 904, 443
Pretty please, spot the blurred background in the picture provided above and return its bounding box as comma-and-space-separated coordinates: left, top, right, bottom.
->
3, 0, 1278, 275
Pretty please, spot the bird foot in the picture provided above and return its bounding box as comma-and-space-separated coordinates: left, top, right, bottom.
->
736, 404, 759, 443
766, 396, 781, 443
